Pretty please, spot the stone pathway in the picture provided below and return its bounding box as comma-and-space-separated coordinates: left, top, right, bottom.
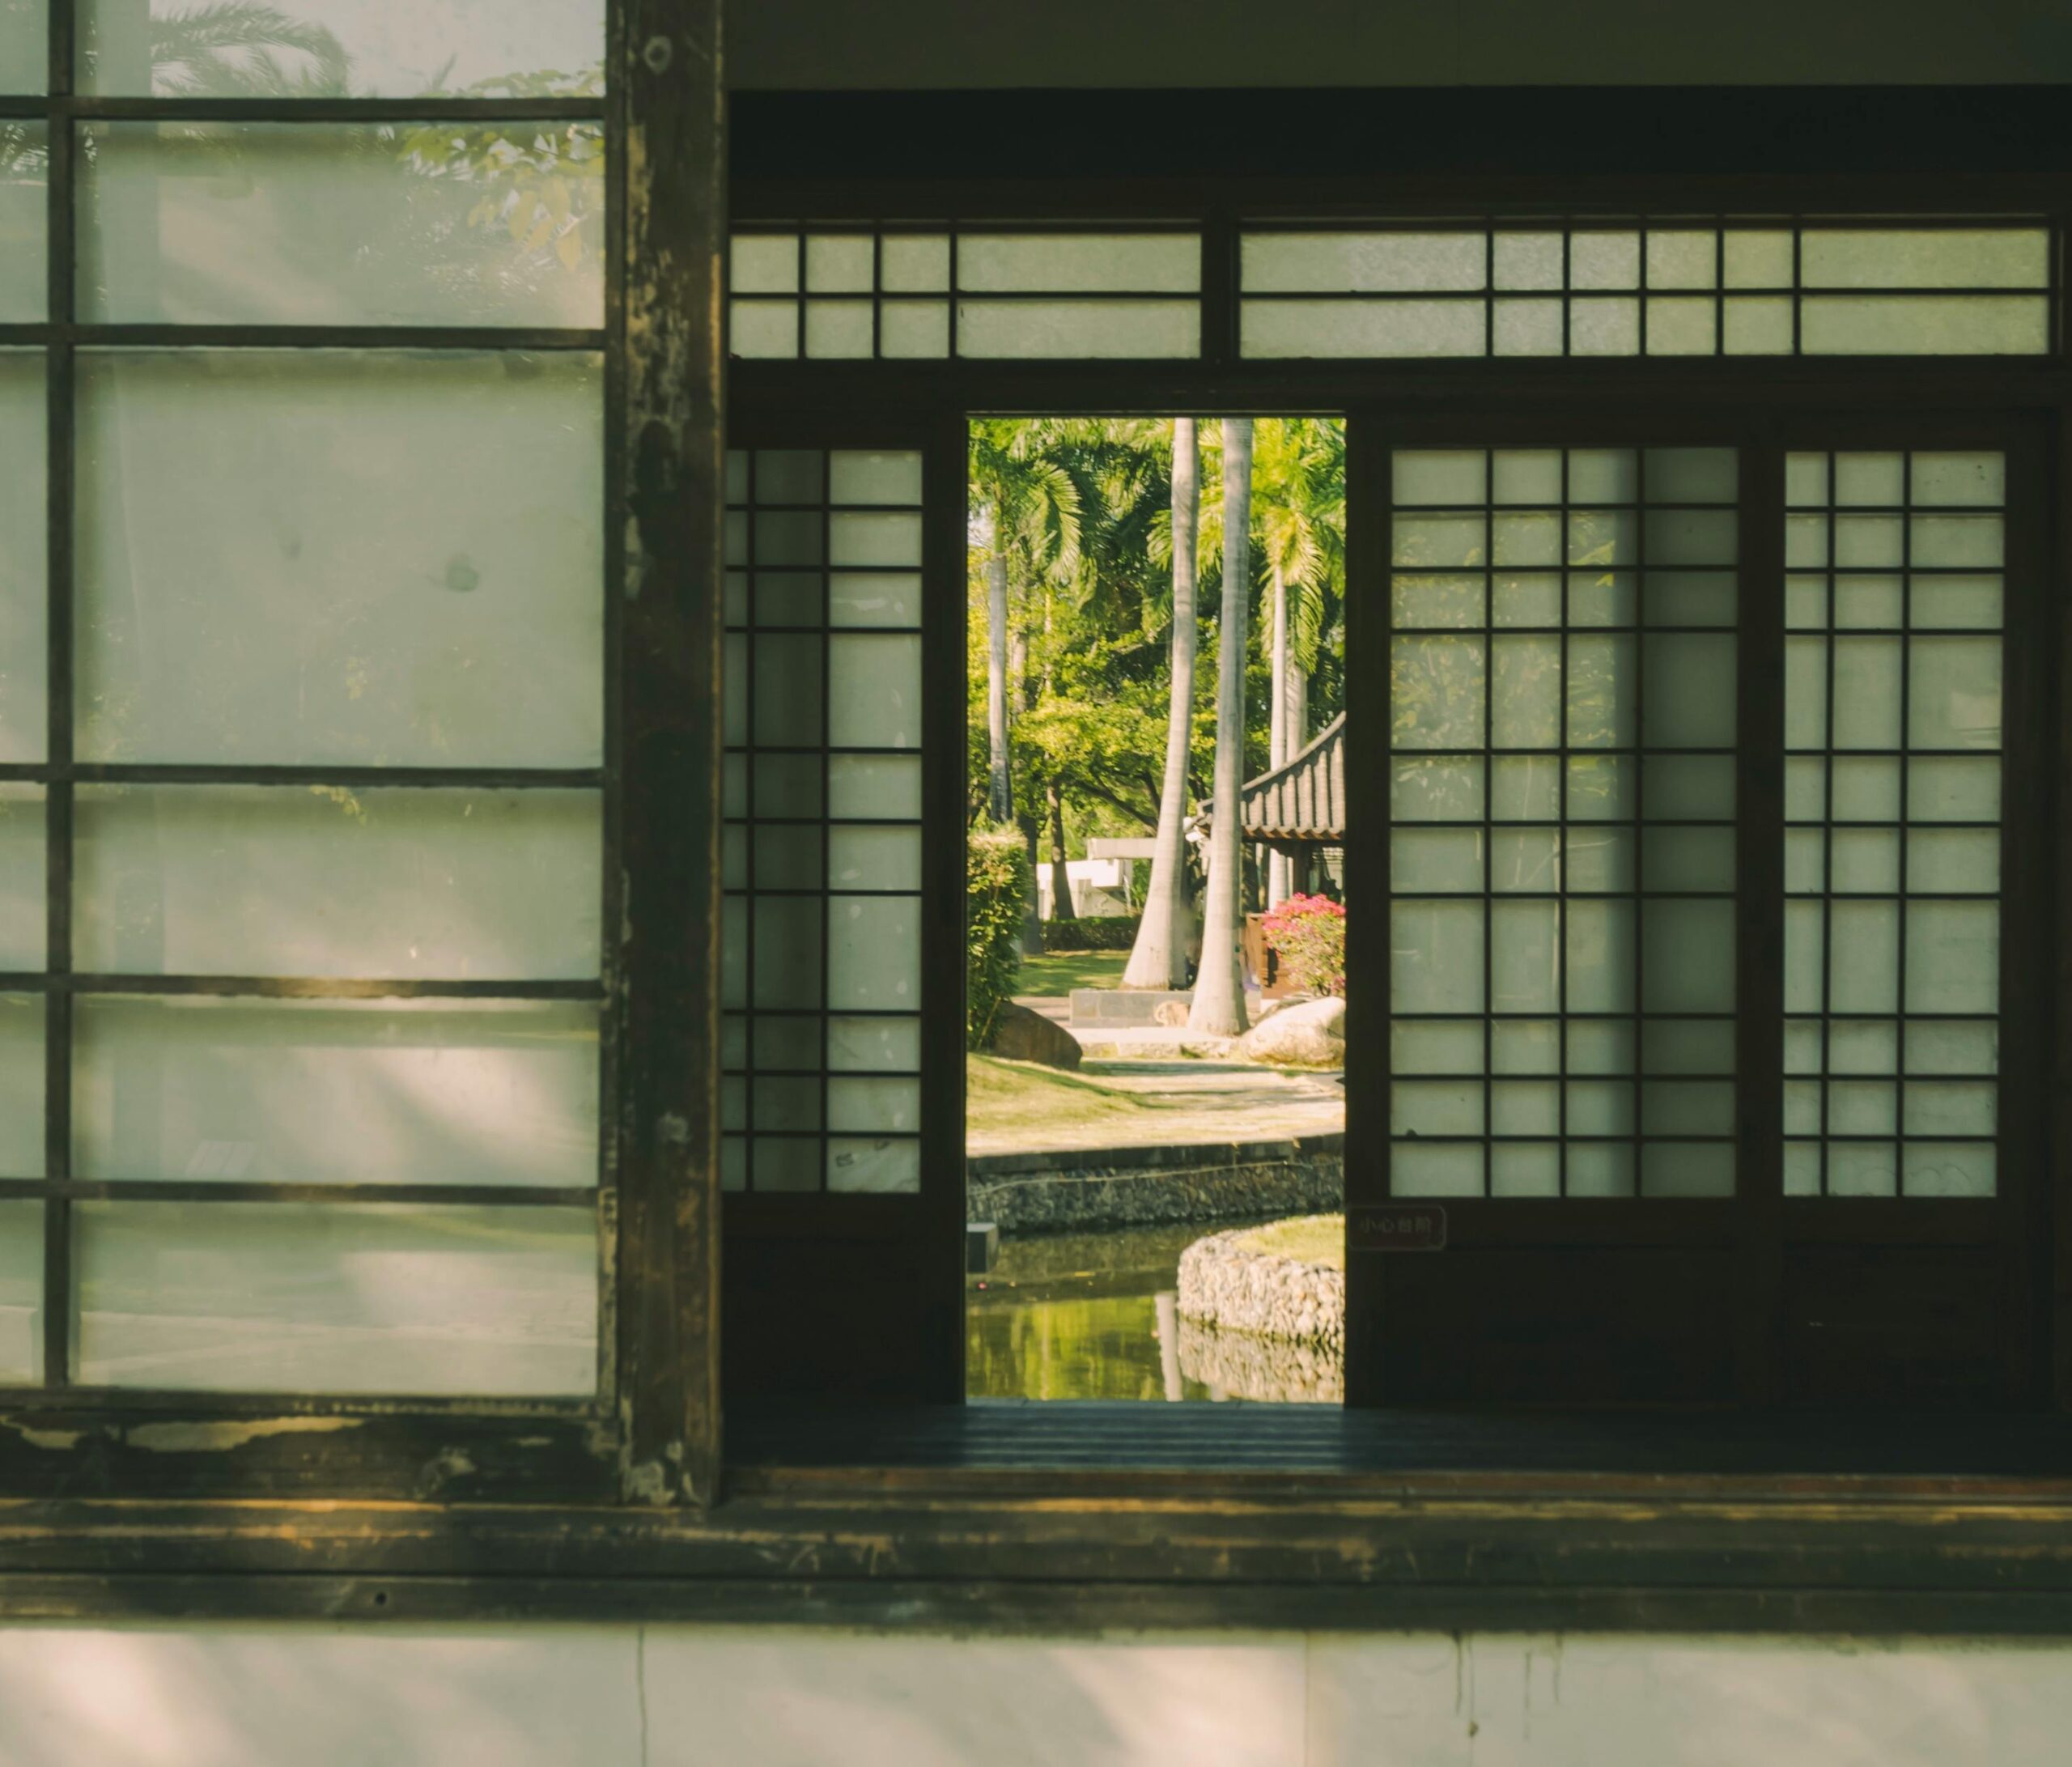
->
966, 1059, 1344, 1158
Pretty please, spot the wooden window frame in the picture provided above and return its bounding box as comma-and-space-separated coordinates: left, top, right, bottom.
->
10, 66, 2072, 1632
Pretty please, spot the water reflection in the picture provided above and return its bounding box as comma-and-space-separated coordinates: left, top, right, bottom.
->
966, 1221, 1342, 1404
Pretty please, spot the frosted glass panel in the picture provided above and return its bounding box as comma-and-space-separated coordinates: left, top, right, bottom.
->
76, 1202, 597, 1395
828, 754, 921, 820
0, 1200, 35, 1383
828, 1137, 919, 1194
0, 994, 40, 1178
957, 299, 1199, 359
0, 123, 43, 321
77, 352, 603, 767
1244, 299, 1484, 359
0, 5, 42, 91
828, 1016, 921, 1073
830, 450, 923, 506
74, 998, 599, 1187
724, 441, 928, 1195
74, 787, 601, 979
1242, 232, 1484, 292
958, 234, 1199, 292
0, 355, 46, 762
829, 635, 922, 749
80, 123, 604, 326
729, 300, 796, 358
1799, 297, 2049, 355
1799, 229, 2049, 289
1235, 223, 2051, 359
0, 785, 41, 969
1786, 448, 2006, 1196
1390, 441, 1736, 1197
82, 2, 604, 97
828, 826, 921, 892
827, 896, 919, 1010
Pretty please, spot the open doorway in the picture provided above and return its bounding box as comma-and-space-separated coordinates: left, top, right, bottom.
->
962, 416, 1350, 1402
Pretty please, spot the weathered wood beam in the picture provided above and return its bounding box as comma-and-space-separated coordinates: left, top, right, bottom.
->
614, 0, 727, 1506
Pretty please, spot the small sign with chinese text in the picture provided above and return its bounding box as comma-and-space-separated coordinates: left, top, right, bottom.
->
1348, 1203, 1448, 1252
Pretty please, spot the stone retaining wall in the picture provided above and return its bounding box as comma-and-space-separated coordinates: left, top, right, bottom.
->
1176, 1222, 1346, 1354
966, 1134, 1342, 1235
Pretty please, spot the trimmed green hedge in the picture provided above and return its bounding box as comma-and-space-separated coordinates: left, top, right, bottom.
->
1042, 914, 1142, 953
967, 827, 1031, 1050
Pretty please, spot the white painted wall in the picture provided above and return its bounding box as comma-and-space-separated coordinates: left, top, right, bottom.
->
2, 1625, 2070, 1765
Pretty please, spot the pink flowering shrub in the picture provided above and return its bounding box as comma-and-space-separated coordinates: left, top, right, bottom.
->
1262, 893, 1346, 997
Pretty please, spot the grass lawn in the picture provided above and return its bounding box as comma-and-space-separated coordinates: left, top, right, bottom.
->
1233, 1214, 1345, 1270
966, 1054, 1161, 1141
1014, 949, 1129, 996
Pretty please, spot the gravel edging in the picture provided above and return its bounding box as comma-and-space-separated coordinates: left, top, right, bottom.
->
1175, 1221, 1346, 1352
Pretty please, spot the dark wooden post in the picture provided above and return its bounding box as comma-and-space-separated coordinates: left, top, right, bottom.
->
614, 0, 726, 1506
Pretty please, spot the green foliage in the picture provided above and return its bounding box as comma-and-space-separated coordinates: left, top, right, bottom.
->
966, 827, 1031, 1050
968, 417, 1348, 863
400, 69, 607, 281
1262, 893, 1347, 996
1040, 915, 1142, 953
148, 2, 350, 96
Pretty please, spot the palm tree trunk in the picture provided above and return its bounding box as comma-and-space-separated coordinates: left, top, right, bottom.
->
1189, 418, 1254, 1037
1122, 418, 1199, 990
1046, 780, 1075, 921
1011, 629, 1042, 954
985, 543, 1012, 823
1289, 661, 1310, 891
1266, 561, 1291, 909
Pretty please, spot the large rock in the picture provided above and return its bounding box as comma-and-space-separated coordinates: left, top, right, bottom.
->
986, 999, 1083, 1070
1235, 995, 1345, 1067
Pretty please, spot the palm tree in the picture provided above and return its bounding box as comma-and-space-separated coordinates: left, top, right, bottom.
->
1121, 417, 1199, 991
144, 3, 351, 96
1253, 420, 1346, 907
1188, 418, 1254, 1037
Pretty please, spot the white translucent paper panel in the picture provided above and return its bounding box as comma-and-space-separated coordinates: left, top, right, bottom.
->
0, 784, 40, 969
1798, 230, 2049, 290
0, 123, 44, 320
0, 994, 40, 1177
76, 351, 603, 767
957, 233, 1199, 293
74, 787, 601, 979
82, 2, 603, 97
1244, 300, 1484, 359
956, 299, 1199, 359
1242, 232, 1484, 292
0, 1200, 35, 1383
0, 354, 46, 762
74, 998, 599, 1187
76, 1202, 597, 1395
80, 123, 605, 327
1800, 296, 2049, 355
